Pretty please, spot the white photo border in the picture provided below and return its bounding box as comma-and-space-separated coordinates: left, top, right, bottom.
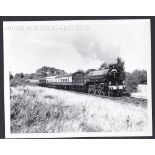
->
3, 19, 153, 138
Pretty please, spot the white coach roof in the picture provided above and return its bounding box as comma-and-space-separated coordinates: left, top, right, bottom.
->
46, 76, 57, 79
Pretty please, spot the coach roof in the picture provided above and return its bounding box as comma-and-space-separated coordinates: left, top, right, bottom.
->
55, 73, 73, 78
46, 76, 57, 79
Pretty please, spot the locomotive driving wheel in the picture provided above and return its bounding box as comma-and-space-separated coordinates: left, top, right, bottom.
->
119, 90, 123, 96
102, 91, 105, 96
98, 89, 102, 95
108, 90, 114, 96
93, 89, 97, 95
88, 85, 92, 94
108, 90, 112, 96
88, 88, 91, 94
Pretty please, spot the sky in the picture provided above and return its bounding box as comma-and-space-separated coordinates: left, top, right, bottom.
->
3, 20, 151, 75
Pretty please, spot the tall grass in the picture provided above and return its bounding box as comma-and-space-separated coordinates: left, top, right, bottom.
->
10, 87, 85, 133
10, 86, 148, 133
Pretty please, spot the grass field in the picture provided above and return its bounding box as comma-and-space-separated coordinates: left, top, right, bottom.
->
10, 85, 148, 133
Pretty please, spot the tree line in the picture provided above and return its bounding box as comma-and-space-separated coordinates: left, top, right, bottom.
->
9, 57, 147, 94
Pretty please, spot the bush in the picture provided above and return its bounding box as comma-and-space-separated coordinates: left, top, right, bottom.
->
125, 70, 147, 94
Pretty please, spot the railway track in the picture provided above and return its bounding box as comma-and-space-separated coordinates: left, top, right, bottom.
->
42, 86, 147, 107
74, 90, 147, 107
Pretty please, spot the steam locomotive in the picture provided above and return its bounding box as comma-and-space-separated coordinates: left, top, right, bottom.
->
29, 66, 126, 96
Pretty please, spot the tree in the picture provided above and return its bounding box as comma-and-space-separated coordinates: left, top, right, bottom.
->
19, 73, 24, 78
116, 57, 125, 73
41, 71, 47, 78
76, 69, 84, 73
14, 73, 24, 79
99, 62, 108, 70
125, 69, 147, 94
85, 69, 96, 75
36, 66, 67, 76
9, 72, 13, 80
141, 70, 147, 84
132, 69, 147, 84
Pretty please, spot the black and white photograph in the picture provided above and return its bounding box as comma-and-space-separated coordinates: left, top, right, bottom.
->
3, 19, 152, 138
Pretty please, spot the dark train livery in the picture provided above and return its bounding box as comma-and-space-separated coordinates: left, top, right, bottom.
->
29, 67, 126, 96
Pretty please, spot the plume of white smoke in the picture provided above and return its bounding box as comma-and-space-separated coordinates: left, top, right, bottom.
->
73, 35, 120, 64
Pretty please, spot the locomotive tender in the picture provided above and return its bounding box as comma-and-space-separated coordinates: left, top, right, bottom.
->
30, 66, 126, 96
